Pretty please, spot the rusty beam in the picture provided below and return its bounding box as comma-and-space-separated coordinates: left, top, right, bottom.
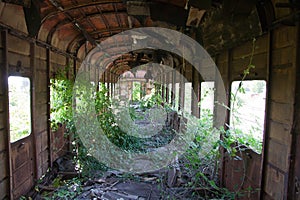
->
113, 3, 123, 31
78, 9, 97, 31
67, 27, 129, 54
1, 28, 12, 200
49, 0, 97, 46
45, 19, 78, 45
42, 1, 123, 23
0, 23, 78, 61
95, 5, 112, 36
45, 10, 127, 44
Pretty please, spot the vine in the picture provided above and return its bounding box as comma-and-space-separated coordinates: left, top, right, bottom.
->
223, 38, 259, 194
50, 67, 75, 133
47, 38, 261, 198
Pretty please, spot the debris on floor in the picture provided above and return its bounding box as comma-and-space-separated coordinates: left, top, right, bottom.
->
26, 151, 222, 200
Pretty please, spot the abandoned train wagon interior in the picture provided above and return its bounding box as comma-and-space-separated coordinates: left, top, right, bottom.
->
0, 0, 299, 199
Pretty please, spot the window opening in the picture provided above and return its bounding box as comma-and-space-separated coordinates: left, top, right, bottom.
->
132, 82, 141, 101
230, 80, 267, 153
200, 82, 215, 122
175, 83, 180, 110
8, 76, 31, 143
184, 82, 192, 114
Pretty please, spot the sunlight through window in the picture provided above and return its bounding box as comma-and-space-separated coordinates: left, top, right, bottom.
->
8, 76, 31, 143
230, 80, 266, 153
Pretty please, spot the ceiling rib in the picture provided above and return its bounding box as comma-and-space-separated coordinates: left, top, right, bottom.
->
49, 0, 98, 46
95, 5, 112, 36
71, 0, 98, 32
78, 8, 97, 31
45, 10, 127, 41
113, 3, 123, 31
42, 0, 123, 23
68, 27, 130, 52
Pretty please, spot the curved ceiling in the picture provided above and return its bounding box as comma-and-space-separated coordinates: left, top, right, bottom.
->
36, 0, 230, 56
36, 0, 221, 75
0, 0, 276, 77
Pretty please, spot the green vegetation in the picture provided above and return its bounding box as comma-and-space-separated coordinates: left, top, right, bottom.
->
229, 80, 266, 153
48, 43, 263, 198
8, 76, 31, 143
42, 177, 82, 200
132, 82, 142, 101
95, 83, 145, 151
50, 69, 75, 133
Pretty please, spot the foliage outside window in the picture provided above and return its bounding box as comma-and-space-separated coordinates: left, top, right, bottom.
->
8, 76, 31, 143
50, 71, 74, 132
200, 81, 215, 121
132, 82, 141, 101
184, 82, 192, 114
230, 80, 266, 153
175, 83, 180, 110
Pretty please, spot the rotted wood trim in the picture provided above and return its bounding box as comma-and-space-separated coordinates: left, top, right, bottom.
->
1, 28, 13, 200
171, 68, 176, 108
213, 56, 220, 127
287, 21, 300, 200
220, 49, 233, 187
46, 48, 52, 168
191, 66, 200, 118
260, 30, 273, 200
179, 66, 185, 112
30, 42, 39, 180
165, 73, 170, 104
161, 73, 165, 100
